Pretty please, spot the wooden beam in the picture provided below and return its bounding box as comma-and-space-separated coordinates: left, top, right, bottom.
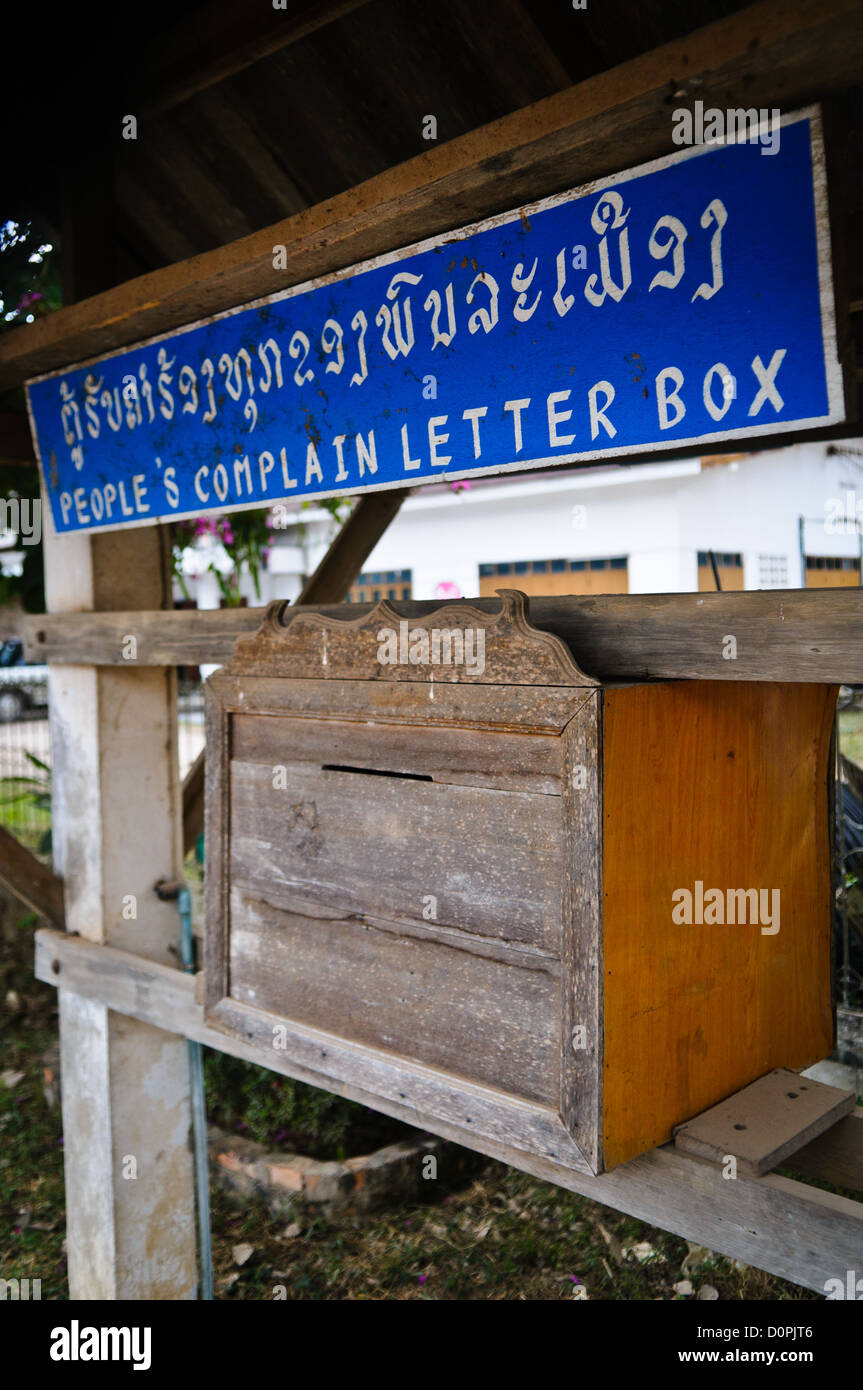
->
136, 0, 374, 115
296, 490, 411, 604
3, 0, 863, 387
0, 824, 64, 926
15, 588, 863, 683
34, 927, 863, 1294
182, 748, 205, 857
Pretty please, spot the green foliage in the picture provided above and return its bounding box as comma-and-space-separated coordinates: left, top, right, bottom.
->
0, 751, 52, 855
0, 216, 57, 612
172, 497, 354, 606
171, 511, 274, 606
0, 217, 61, 336
203, 1050, 377, 1159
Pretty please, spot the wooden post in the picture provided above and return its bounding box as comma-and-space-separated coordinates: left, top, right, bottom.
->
45, 514, 198, 1298
43, 171, 199, 1300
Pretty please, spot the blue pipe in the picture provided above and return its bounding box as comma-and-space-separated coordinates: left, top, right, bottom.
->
178, 885, 214, 1301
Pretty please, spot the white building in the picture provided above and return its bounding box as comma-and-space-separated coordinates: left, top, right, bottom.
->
180, 438, 863, 609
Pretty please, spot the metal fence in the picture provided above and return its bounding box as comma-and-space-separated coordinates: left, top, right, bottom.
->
0, 704, 52, 857
0, 679, 206, 863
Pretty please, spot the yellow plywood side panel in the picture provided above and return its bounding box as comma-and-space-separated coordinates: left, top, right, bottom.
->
601, 681, 837, 1170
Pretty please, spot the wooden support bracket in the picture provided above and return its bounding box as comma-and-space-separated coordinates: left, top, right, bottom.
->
673, 1069, 857, 1178
0, 825, 65, 927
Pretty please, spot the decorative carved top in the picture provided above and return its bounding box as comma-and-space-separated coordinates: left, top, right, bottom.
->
225, 589, 598, 686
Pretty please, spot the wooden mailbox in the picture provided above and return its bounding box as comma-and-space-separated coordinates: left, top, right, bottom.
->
204, 591, 836, 1174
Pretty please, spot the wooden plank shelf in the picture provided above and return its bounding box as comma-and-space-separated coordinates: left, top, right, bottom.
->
14, 588, 863, 683
673, 1069, 856, 1177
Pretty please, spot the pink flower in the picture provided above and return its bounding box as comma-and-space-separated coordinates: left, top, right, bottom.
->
417, 1274, 427, 1284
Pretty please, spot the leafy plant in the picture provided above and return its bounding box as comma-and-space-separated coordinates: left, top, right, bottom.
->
0, 750, 52, 856
171, 511, 275, 606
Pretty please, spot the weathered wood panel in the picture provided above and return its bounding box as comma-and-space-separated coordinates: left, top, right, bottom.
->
226, 591, 595, 686
229, 759, 565, 949
231, 711, 566, 794
228, 889, 559, 1105
214, 670, 585, 731
17, 588, 863, 683
136, 0, 373, 114
786, 1110, 863, 1194
44, 503, 197, 1298
560, 696, 603, 1172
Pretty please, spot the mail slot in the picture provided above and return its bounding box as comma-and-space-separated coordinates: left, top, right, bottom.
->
204, 590, 836, 1174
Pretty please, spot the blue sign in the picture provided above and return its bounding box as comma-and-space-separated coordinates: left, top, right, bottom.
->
27, 106, 844, 535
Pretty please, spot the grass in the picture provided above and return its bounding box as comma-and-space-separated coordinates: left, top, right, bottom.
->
0, 970, 823, 1302
839, 707, 863, 767
209, 1167, 817, 1302
0, 972, 67, 1299
0, 797, 51, 858
0, 847, 852, 1303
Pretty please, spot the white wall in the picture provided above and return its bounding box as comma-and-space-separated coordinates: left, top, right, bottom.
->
174, 438, 863, 603
352, 441, 863, 597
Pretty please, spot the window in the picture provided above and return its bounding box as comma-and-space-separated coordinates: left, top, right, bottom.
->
347, 570, 413, 604
478, 558, 628, 597
698, 551, 745, 592
804, 555, 861, 588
